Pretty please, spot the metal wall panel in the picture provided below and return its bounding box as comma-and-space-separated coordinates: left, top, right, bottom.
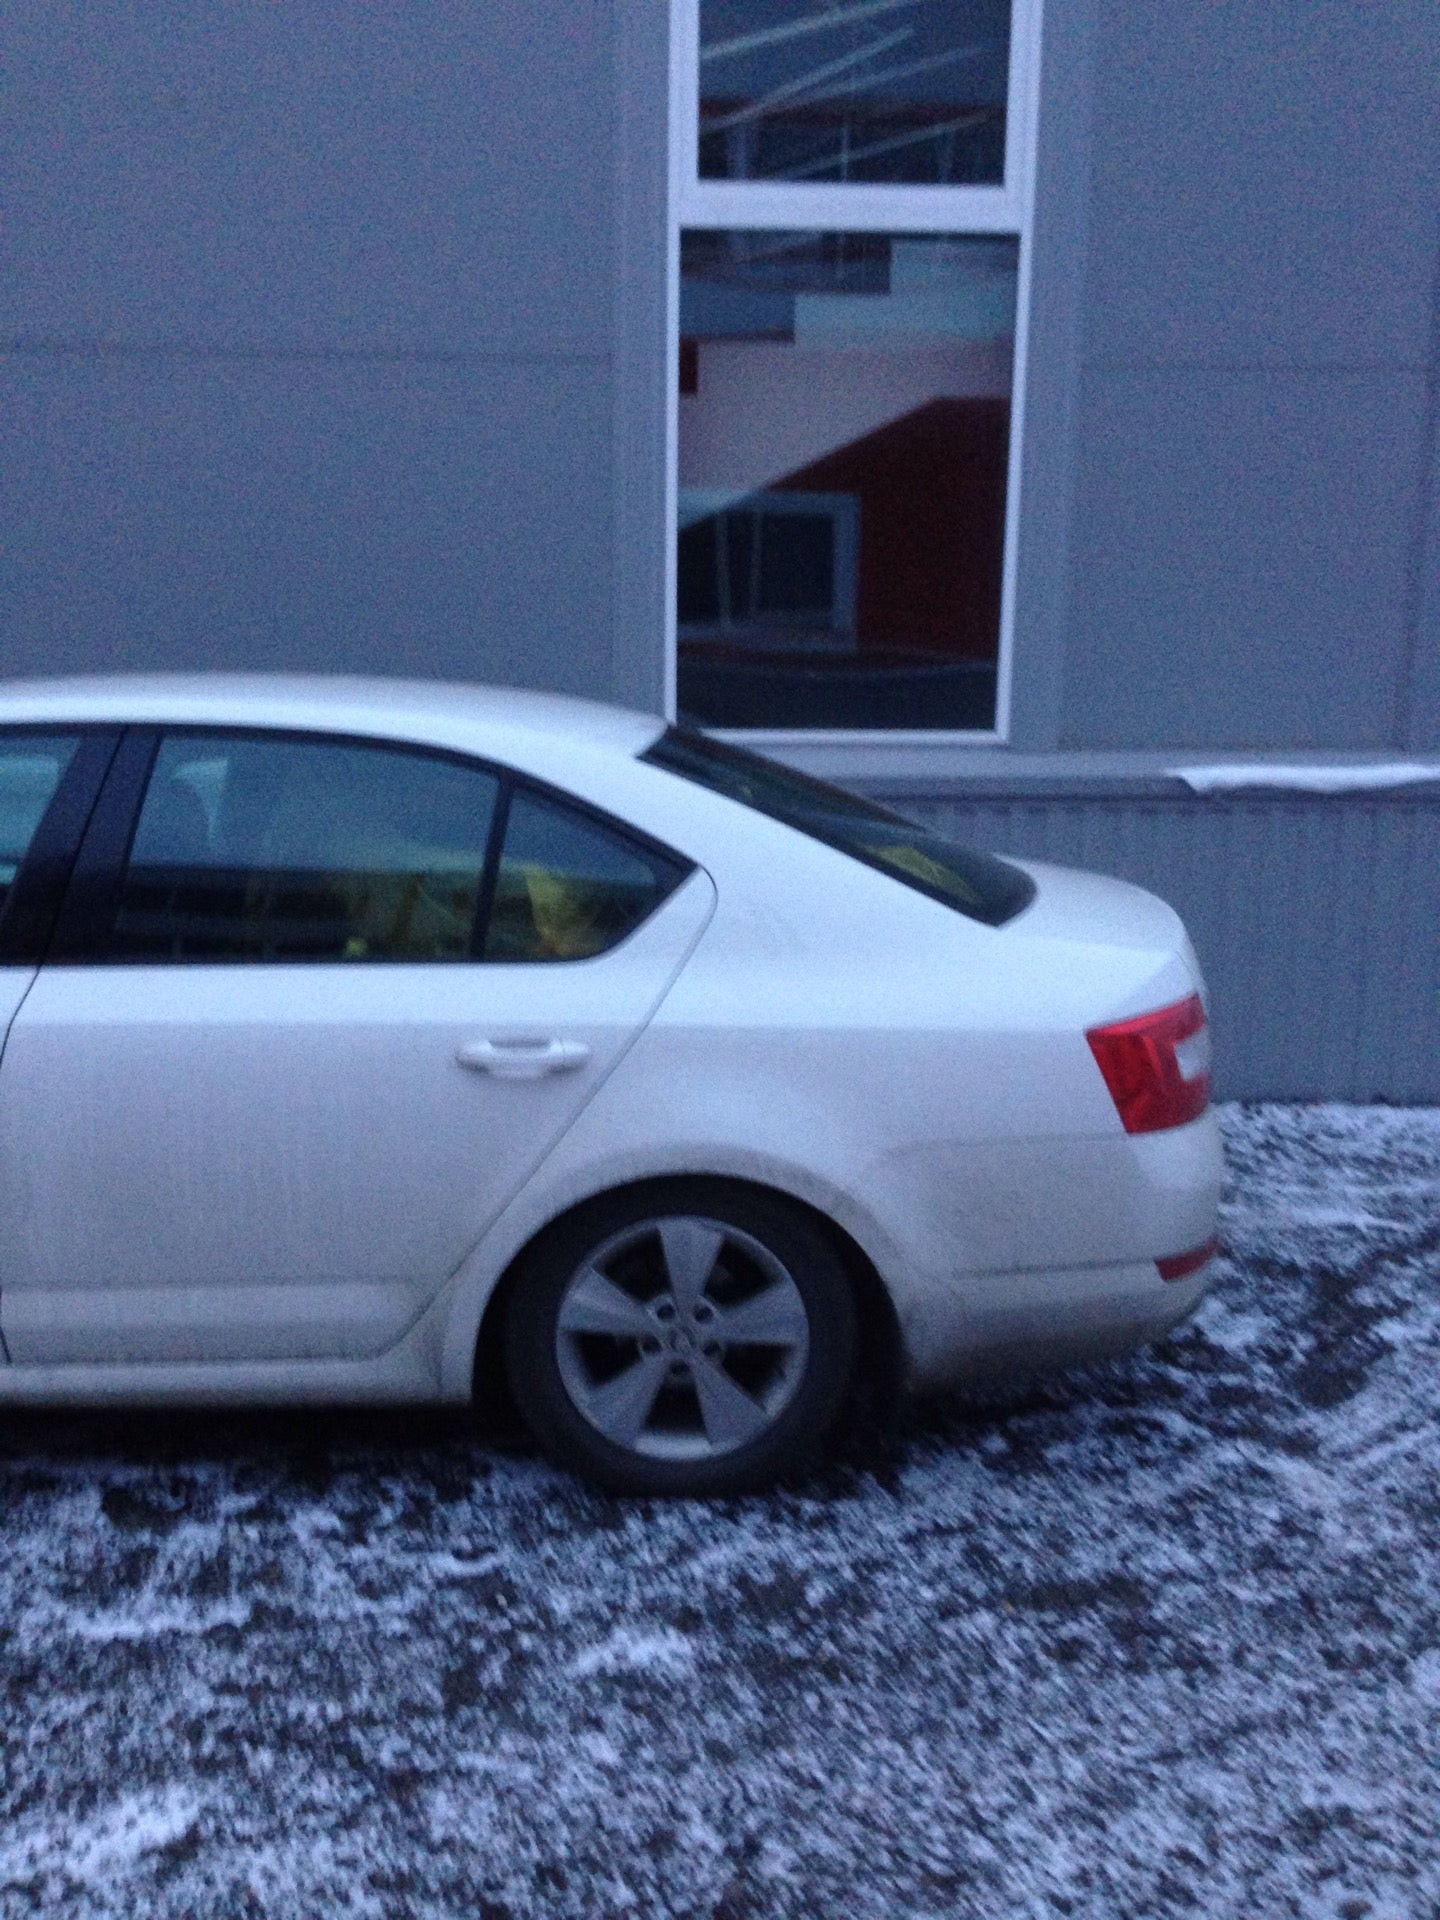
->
1009, 0, 1440, 754
868, 785, 1440, 1102
0, 1, 631, 700
1061, 367, 1426, 749
1, 355, 615, 693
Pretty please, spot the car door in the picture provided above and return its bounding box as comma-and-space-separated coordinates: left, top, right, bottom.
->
0, 727, 120, 1057
0, 725, 714, 1367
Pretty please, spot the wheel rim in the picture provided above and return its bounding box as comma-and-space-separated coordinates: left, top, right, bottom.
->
553, 1214, 812, 1461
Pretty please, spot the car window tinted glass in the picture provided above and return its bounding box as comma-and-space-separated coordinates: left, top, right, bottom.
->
484, 787, 685, 962
114, 734, 500, 961
0, 733, 82, 929
0, 734, 81, 905
641, 726, 1034, 926
0, 732, 84, 942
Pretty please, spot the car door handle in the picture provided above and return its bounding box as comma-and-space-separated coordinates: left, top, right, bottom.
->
456, 1038, 592, 1079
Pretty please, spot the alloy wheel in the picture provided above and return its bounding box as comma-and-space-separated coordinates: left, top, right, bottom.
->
552, 1214, 811, 1461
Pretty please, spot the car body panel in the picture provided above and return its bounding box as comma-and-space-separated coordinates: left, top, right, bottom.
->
0, 968, 38, 1056
0, 1286, 454, 1406
0, 675, 1223, 1411
0, 870, 716, 1366
434, 1023, 1223, 1401
432, 841, 1223, 1399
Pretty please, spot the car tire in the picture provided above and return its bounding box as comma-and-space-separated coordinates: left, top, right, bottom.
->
503, 1179, 857, 1496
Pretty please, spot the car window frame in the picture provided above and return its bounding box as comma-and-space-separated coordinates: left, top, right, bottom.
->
45, 723, 695, 967
0, 726, 123, 965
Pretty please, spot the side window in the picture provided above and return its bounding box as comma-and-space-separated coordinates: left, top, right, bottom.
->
113, 734, 500, 962
484, 786, 685, 963
0, 734, 82, 918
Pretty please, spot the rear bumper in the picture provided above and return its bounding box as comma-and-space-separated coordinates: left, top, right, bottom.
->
902, 1250, 1216, 1393
888, 1108, 1223, 1391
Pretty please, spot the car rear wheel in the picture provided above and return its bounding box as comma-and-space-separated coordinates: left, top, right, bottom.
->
503, 1181, 857, 1496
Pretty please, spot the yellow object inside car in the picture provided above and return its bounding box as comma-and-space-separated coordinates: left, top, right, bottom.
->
520, 864, 607, 959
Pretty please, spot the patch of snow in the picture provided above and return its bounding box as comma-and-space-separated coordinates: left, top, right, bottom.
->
1170, 761, 1440, 793
569, 1624, 697, 1678
0, 1787, 201, 1890
62, 1596, 251, 1643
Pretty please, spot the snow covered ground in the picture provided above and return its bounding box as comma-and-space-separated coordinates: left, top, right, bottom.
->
1, 1104, 1437, 1920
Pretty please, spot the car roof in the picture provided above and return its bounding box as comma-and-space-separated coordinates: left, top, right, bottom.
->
0, 673, 666, 759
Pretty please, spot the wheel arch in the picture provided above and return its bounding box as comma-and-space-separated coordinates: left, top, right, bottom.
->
468, 1172, 904, 1440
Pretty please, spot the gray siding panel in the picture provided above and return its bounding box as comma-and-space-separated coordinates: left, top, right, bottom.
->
1085, 4, 1440, 369
1004, 0, 1097, 752
869, 786, 1440, 1102
1, 1, 630, 694
3, 353, 613, 692
1060, 367, 1426, 750
1011, 0, 1440, 754
610, 0, 671, 716
2, 3, 615, 355
1402, 235, 1440, 752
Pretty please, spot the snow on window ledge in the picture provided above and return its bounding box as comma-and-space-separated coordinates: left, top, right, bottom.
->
1169, 762, 1440, 795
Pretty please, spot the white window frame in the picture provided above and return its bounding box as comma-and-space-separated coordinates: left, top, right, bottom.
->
666, 0, 1044, 754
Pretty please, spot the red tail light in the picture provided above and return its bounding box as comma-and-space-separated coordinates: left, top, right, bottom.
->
1086, 992, 1211, 1134
1156, 1237, 1220, 1282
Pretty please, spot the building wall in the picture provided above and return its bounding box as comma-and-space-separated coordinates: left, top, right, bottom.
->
1011, 0, 1440, 754
4, 3, 1435, 1100
958, 1, 1440, 1101
10, 1, 1435, 745
2, 1, 671, 707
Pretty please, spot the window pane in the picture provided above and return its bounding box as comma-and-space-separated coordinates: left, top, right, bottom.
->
642, 726, 1033, 926
484, 789, 684, 963
114, 735, 499, 962
678, 229, 1016, 730
0, 734, 80, 904
699, 0, 1011, 184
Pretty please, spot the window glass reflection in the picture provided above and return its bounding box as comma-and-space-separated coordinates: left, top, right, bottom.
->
699, 0, 1012, 184
0, 735, 79, 909
678, 229, 1017, 730
115, 735, 499, 962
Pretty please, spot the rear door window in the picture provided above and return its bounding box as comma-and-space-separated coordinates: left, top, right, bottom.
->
104, 731, 689, 964
113, 733, 501, 962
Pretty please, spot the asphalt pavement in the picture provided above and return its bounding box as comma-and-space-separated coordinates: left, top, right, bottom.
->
0, 1102, 1437, 1920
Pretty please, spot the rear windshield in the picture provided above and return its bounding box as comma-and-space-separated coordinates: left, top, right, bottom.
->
641, 729, 1035, 928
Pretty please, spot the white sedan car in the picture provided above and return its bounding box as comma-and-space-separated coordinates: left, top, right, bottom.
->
0, 676, 1222, 1494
